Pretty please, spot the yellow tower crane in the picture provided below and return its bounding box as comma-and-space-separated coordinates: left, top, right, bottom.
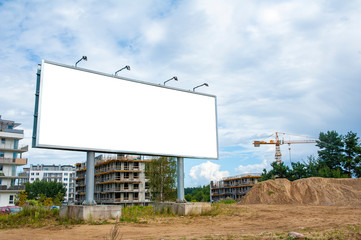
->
253, 132, 318, 164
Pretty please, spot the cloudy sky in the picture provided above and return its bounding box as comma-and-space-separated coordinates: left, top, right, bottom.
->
1, 0, 361, 187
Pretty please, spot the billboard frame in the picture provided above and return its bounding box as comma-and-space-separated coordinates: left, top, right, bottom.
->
32, 60, 219, 160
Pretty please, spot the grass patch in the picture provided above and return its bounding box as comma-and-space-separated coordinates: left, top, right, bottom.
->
0, 206, 59, 228
322, 226, 361, 240
120, 205, 175, 223
0, 206, 85, 229
218, 198, 237, 204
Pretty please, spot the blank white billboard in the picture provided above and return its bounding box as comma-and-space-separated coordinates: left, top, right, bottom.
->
34, 60, 218, 159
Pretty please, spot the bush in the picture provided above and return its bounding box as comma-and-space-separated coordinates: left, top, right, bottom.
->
219, 198, 236, 204
0, 206, 84, 229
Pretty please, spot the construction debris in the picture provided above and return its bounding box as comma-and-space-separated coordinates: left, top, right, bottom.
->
288, 232, 306, 239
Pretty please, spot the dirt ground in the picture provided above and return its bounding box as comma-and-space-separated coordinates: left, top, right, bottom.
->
1, 204, 361, 240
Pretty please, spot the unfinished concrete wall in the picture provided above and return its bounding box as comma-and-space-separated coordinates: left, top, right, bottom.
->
154, 202, 211, 216
60, 205, 121, 221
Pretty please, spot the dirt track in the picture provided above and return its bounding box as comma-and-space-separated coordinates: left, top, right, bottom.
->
1, 204, 361, 240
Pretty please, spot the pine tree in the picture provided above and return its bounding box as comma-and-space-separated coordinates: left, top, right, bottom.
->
342, 131, 361, 177
316, 130, 344, 169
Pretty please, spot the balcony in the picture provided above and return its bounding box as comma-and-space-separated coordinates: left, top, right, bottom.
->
95, 177, 141, 184
0, 158, 28, 165
0, 128, 24, 134
0, 143, 28, 153
95, 166, 141, 175
0, 174, 29, 179
96, 187, 140, 193
0, 131, 24, 143
0, 185, 25, 192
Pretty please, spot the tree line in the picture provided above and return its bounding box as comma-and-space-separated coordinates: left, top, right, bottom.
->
185, 185, 210, 202
261, 130, 361, 181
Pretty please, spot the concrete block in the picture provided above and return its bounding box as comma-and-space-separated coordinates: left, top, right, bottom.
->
154, 202, 211, 216
60, 205, 121, 221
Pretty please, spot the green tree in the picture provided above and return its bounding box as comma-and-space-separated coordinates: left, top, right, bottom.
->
260, 161, 291, 181
15, 190, 28, 206
342, 131, 361, 177
270, 161, 291, 178
304, 155, 320, 177
25, 179, 66, 203
316, 131, 344, 170
289, 161, 307, 180
146, 157, 177, 202
184, 185, 210, 202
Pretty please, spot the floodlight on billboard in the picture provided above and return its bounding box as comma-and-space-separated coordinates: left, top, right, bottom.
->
33, 60, 218, 159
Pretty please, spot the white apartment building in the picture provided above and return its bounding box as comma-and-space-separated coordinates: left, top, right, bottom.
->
0, 116, 28, 207
25, 164, 76, 204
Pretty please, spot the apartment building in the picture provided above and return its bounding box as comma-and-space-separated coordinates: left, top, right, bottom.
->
0, 116, 28, 206
75, 154, 151, 205
210, 173, 262, 202
22, 164, 76, 204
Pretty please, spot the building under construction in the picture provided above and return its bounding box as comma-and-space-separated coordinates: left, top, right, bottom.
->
75, 154, 151, 205
210, 173, 262, 202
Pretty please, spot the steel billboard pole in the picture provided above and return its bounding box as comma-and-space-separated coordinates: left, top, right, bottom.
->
83, 151, 96, 205
176, 157, 185, 202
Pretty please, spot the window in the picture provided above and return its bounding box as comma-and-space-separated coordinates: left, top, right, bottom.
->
0, 179, 2, 184
1, 138, 5, 144
14, 139, 18, 149
133, 162, 139, 169
124, 162, 129, 170
0, 152, 4, 157
123, 192, 129, 200
9, 195, 14, 204
36, 173, 39, 175
30, 178, 34, 181
134, 184, 139, 190
0, 165, 3, 171
31, 172, 34, 175
64, 173, 68, 176
64, 178, 68, 181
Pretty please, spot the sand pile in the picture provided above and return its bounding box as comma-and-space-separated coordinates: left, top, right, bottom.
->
239, 177, 361, 206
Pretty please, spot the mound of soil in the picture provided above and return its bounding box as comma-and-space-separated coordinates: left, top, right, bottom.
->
239, 177, 361, 206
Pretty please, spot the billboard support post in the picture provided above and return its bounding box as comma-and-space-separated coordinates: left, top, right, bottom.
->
83, 151, 96, 205
176, 157, 185, 202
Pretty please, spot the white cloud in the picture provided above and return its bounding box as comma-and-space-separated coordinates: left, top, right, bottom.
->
1, 0, 361, 185
189, 161, 229, 186
237, 159, 269, 175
